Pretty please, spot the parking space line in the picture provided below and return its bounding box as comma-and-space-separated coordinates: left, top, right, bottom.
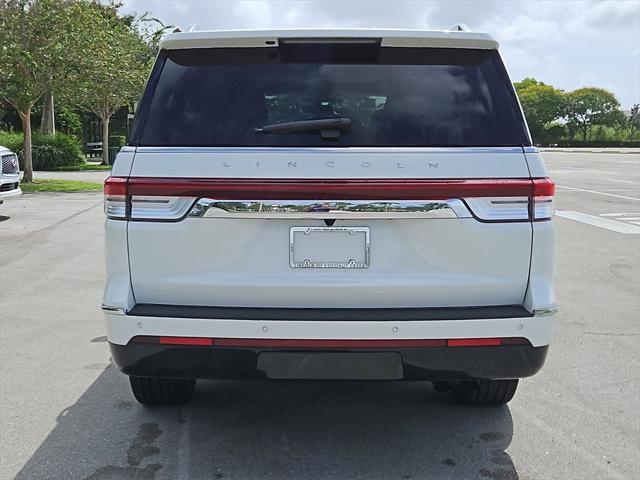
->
600, 213, 639, 217
556, 185, 640, 201
556, 211, 640, 234
176, 406, 192, 480
605, 178, 640, 185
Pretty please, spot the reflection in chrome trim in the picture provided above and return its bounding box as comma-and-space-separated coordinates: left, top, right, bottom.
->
533, 305, 557, 317
188, 199, 471, 219
101, 303, 127, 314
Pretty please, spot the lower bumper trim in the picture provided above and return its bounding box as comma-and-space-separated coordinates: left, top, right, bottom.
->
109, 342, 549, 381
127, 304, 534, 321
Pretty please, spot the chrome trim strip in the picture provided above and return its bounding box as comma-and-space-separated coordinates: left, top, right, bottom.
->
533, 305, 557, 317
188, 198, 471, 219
101, 303, 127, 314
135, 146, 525, 154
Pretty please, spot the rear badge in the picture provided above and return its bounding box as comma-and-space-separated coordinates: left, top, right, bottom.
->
290, 227, 370, 268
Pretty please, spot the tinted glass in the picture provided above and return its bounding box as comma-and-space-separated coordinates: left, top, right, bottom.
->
132, 46, 530, 147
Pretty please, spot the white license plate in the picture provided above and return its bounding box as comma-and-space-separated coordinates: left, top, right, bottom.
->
289, 227, 370, 268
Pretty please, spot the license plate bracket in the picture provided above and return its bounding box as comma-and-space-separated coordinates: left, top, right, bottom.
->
289, 226, 370, 268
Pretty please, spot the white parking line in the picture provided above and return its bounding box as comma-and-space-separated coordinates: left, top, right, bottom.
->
605, 178, 640, 185
600, 213, 640, 217
598, 213, 640, 224
555, 211, 640, 234
556, 185, 640, 201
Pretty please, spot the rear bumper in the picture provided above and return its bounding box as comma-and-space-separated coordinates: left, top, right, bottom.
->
104, 307, 554, 348
109, 341, 549, 380
105, 305, 554, 380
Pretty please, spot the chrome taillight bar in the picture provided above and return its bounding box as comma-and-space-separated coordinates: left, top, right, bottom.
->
104, 176, 555, 222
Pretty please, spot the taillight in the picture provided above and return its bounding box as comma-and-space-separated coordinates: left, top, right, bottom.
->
104, 177, 195, 221
130, 196, 195, 220
104, 177, 128, 219
464, 177, 554, 222
464, 197, 530, 221
532, 178, 555, 221
104, 176, 555, 222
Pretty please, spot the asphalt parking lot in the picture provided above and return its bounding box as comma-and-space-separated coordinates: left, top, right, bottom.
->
1, 152, 638, 480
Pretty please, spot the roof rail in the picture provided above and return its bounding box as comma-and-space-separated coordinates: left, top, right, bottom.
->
187, 24, 199, 32
450, 23, 470, 32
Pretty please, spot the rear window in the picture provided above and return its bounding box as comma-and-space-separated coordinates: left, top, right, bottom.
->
131, 45, 530, 147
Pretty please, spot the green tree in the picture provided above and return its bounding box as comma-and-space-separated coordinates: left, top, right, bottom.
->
74, 2, 161, 164
0, 0, 80, 181
513, 77, 542, 90
565, 87, 621, 142
513, 78, 565, 144
622, 104, 640, 141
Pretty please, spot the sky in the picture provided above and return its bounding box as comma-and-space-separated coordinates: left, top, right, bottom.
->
120, 0, 640, 109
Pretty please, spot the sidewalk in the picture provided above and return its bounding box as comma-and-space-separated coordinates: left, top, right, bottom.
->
28, 170, 110, 183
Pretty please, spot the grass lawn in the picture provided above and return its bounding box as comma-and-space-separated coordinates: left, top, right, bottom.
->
20, 178, 103, 193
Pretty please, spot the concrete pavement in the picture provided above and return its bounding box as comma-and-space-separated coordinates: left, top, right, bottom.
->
1, 152, 639, 480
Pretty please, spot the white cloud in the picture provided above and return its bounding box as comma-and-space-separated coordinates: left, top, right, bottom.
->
120, 0, 640, 107
566, 0, 640, 32
578, 72, 600, 86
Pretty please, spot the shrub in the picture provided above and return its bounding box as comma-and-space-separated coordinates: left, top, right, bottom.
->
553, 140, 640, 148
0, 131, 83, 169
109, 135, 127, 150
0, 131, 23, 153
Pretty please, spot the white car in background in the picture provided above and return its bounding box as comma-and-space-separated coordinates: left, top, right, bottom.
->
0, 145, 21, 204
103, 27, 556, 407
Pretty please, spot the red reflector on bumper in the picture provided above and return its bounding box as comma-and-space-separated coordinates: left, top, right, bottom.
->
158, 336, 213, 346
447, 338, 502, 347
130, 336, 531, 348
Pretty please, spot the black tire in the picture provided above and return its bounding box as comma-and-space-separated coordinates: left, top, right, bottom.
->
452, 379, 518, 406
129, 376, 196, 405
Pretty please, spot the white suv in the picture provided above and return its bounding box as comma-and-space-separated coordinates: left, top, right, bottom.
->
0, 146, 21, 204
103, 28, 556, 406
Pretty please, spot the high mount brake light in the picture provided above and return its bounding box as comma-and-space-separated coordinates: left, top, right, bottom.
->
104, 177, 555, 222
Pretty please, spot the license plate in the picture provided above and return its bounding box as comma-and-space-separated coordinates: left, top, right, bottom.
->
289, 226, 370, 268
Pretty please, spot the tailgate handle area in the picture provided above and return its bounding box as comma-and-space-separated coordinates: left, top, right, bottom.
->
188, 198, 471, 219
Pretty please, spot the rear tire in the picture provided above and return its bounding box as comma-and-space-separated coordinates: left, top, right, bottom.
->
452, 379, 518, 406
129, 376, 196, 405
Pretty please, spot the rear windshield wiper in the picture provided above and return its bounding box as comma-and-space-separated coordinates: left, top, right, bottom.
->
254, 117, 351, 139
